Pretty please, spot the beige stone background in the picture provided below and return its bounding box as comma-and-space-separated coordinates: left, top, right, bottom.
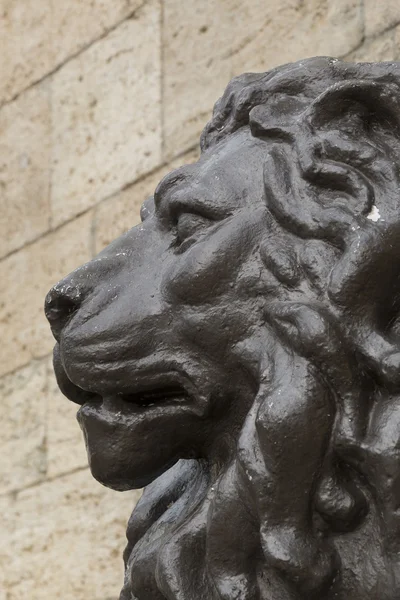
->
0, 1, 399, 598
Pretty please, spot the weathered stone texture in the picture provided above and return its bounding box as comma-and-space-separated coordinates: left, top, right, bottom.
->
163, 0, 363, 156
51, 0, 162, 227
365, 0, 400, 37
0, 356, 88, 491
394, 26, 400, 60
0, 82, 51, 259
0, 0, 145, 106
346, 30, 396, 62
0, 0, 52, 105
0, 470, 141, 600
46, 357, 88, 478
95, 148, 200, 251
0, 212, 93, 378
0, 360, 47, 494
52, 0, 145, 67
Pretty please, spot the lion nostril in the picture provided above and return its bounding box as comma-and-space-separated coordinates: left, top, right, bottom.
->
46, 294, 76, 321
45, 283, 83, 341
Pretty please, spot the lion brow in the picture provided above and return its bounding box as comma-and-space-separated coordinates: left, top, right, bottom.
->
154, 166, 194, 209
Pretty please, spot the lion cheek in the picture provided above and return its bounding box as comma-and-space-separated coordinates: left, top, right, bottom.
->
162, 215, 262, 305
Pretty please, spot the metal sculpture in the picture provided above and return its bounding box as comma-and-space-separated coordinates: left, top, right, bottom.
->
46, 57, 400, 599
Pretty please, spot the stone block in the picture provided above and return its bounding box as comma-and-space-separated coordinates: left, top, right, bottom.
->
346, 30, 395, 62
163, 0, 363, 157
0, 0, 145, 105
0, 82, 51, 258
0, 0, 52, 104
52, 0, 144, 67
0, 470, 141, 600
229, 0, 364, 74
0, 360, 47, 494
365, 0, 400, 38
0, 212, 93, 378
95, 148, 200, 252
46, 356, 88, 478
51, 1, 162, 227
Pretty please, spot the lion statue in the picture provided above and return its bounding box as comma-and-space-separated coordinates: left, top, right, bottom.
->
45, 57, 400, 599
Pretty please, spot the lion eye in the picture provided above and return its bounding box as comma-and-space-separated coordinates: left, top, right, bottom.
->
175, 212, 212, 251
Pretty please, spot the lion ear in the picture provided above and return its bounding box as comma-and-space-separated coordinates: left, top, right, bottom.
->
263, 80, 400, 246
303, 79, 400, 133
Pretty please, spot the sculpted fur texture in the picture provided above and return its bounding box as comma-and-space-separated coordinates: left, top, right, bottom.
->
46, 57, 400, 599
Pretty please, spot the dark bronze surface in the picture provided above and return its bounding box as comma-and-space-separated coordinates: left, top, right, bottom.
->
45, 57, 400, 599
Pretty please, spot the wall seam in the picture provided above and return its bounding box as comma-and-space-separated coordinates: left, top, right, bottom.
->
48, 0, 55, 232
0, 465, 90, 500
0, 144, 199, 264
40, 356, 50, 482
340, 22, 400, 59
393, 27, 399, 60
91, 207, 98, 258
160, 0, 165, 160
360, 0, 366, 45
0, 355, 52, 388
0, 1, 149, 113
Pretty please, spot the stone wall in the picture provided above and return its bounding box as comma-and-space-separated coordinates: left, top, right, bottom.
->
1, 1, 400, 598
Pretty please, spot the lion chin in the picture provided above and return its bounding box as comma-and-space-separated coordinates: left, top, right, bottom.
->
46, 56, 400, 600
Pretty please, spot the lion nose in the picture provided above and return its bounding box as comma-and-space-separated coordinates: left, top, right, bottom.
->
45, 281, 83, 341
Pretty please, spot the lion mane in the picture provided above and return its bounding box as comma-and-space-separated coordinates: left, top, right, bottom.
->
121, 57, 400, 599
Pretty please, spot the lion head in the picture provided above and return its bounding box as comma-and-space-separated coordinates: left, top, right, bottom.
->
46, 57, 400, 599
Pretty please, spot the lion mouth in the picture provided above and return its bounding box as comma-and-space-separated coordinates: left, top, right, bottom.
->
118, 385, 189, 407
53, 342, 200, 416
54, 345, 194, 409
63, 377, 191, 410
